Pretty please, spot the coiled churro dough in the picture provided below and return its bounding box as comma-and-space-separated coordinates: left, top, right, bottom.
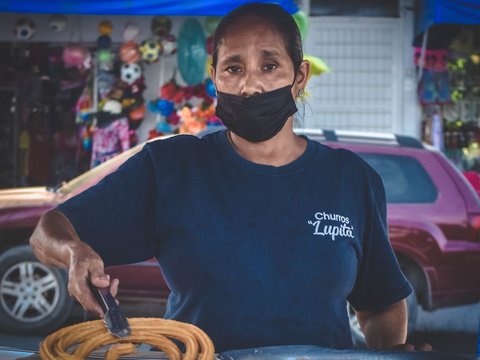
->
39, 317, 215, 360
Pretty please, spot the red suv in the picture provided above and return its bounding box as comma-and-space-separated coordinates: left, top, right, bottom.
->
0, 130, 479, 339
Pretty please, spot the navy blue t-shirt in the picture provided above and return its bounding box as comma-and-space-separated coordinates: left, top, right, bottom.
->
57, 130, 411, 352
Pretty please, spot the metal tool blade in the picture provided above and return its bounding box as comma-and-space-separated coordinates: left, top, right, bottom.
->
90, 283, 131, 337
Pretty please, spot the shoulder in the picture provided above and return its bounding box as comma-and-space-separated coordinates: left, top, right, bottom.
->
316, 141, 383, 188
143, 134, 208, 164
146, 134, 203, 151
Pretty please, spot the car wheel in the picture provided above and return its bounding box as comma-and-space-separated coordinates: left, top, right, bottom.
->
348, 290, 418, 347
0, 245, 74, 334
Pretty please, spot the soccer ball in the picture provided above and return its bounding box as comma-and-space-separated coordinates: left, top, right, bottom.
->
14, 18, 35, 40
121, 63, 142, 85
139, 39, 162, 63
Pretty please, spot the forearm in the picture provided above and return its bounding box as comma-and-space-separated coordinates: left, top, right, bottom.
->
356, 299, 408, 350
29, 209, 84, 268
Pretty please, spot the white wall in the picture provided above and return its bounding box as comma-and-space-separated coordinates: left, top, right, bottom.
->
399, 0, 422, 138
303, 16, 403, 133
302, 1, 421, 137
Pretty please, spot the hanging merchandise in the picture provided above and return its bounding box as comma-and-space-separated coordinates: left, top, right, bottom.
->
63, 46, 88, 69
414, 48, 448, 72
418, 70, 451, 105
90, 115, 130, 167
205, 78, 216, 98
147, 76, 219, 138
203, 17, 221, 35
161, 34, 177, 56
416, 25, 480, 173
151, 16, 172, 37
123, 23, 142, 42
14, 18, 35, 40
177, 18, 207, 85
303, 54, 330, 78
48, 15, 68, 33
98, 20, 113, 35
206, 36, 214, 55
139, 39, 163, 63
120, 41, 141, 64
120, 63, 142, 86
96, 35, 112, 49
292, 11, 308, 40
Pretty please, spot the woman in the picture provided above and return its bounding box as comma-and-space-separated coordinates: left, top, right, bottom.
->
30, 2, 425, 353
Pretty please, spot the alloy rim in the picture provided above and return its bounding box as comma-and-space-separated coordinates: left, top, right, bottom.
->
0, 261, 60, 323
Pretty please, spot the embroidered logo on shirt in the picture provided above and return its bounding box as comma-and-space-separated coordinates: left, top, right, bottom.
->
307, 212, 354, 241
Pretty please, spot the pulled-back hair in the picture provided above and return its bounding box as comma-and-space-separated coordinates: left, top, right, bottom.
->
212, 3, 303, 74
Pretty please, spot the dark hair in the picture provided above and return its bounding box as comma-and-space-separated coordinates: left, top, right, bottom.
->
212, 3, 303, 74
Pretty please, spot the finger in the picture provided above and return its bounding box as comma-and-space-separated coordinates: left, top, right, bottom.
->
110, 278, 120, 297
68, 272, 104, 317
90, 270, 110, 288
416, 343, 433, 351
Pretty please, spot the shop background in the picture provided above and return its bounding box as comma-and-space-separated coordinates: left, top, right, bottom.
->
0, 13, 197, 143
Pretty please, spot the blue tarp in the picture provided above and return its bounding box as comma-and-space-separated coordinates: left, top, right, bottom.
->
0, 0, 298, 15
416, 0, 480, 35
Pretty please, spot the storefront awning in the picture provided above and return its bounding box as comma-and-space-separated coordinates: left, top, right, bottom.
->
0, 0, 298, 15
415, 0, 480, 36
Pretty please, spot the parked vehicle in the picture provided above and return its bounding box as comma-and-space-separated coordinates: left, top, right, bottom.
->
0, 130, 479, 341
462, 171, 480, 197
0, 139, 170, 334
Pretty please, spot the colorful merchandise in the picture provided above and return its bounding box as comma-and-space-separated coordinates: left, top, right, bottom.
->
90, 116, 130, 168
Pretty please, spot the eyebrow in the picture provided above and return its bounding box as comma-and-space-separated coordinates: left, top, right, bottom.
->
222, 54, 242, 64
221, 49, 282, 64
260, 49, 281, 58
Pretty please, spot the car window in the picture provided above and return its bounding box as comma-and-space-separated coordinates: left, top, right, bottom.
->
358, 153, 438, 204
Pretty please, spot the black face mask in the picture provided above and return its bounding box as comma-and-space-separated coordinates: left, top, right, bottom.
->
215, 84, 298, 143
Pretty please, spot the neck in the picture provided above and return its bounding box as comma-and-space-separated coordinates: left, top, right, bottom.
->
227, 119, 306, 167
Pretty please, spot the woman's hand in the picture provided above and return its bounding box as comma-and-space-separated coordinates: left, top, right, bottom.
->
30, 210, 119, 318
66, 241, 120, 317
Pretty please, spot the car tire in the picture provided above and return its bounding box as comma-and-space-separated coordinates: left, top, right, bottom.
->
348, 290, 418, 347
0, 245, 74, 334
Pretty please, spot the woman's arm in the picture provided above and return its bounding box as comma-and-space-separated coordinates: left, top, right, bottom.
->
30, 209, 117, 317
356, 299, 408, 349
355, 299, 432, 351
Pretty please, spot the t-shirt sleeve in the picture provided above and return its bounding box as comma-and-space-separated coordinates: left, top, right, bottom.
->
347, 171, 412, 311
56, 145, 157, 267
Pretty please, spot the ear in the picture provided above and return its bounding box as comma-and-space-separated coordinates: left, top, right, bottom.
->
209, 65, 217, 88
295, 60, 310, 92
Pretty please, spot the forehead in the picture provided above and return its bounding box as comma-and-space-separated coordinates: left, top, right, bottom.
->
217, 17, 288, 60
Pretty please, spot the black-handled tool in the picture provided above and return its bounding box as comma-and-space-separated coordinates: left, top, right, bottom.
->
89, 282, 131, 338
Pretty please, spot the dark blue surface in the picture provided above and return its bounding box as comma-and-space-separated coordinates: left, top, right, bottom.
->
0, 0, 298, 15
219, 345, 476, 360
415, 0, 480, 35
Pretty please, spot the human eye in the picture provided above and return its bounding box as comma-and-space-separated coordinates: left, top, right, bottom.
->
263, 63, 278, 71
226, 65, 242, 74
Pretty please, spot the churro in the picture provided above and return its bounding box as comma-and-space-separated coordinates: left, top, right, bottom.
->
39, 317, 215, 360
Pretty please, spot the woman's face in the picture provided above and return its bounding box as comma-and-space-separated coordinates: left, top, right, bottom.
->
211, 17, 308, 98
